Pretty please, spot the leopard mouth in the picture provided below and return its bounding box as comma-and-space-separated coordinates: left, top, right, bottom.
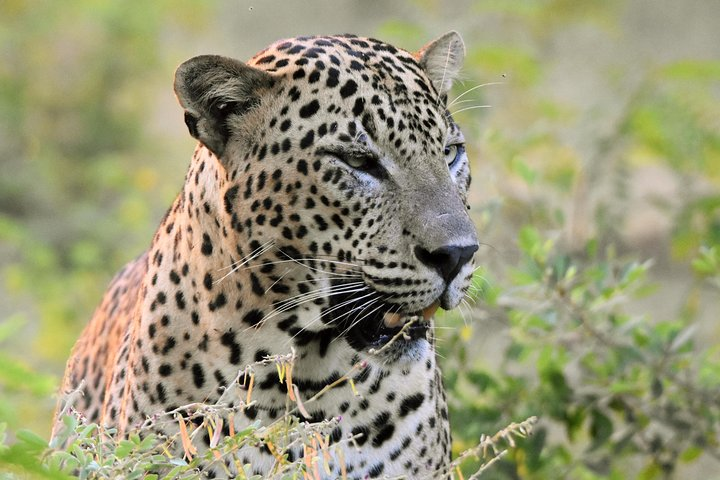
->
344, 305, 439, 351
322, 287, 441, 352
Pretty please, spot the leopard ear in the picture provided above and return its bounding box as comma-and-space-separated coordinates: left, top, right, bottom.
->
416, 31, 465, 97
174, 55, 274, 157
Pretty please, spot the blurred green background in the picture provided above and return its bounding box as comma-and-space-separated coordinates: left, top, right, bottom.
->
1, 0, 719, 478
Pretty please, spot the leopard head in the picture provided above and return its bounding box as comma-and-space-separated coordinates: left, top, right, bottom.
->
173, 32, 478, 353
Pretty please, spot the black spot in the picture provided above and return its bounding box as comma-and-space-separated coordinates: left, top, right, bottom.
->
159, 364, 172, 376
399, 393, 425, 417
372, 424, 395, 447
203, 272, 213, 290
254, 349, 270, 362
201, 233, 213, 256
209, 292, 227, 311
256, 54, 276, 64
156, 291, 166, 305
299, 99, 320, 118
250, 273, 264, 296
296, 159, 308, 175
326, 67, 340, 88
373, 411, 391, 428
313, 214, 328, 231
352, 97, 365, 116
277, 315, 297, 331
351, 425, 370, 446
244, 405, 258, 419
300, 130, 315, 149
339, 79, 358, 98
288, 44, 304, 54
368, 463, 385, 478
224, 185, 239, 214
175, 291, 186, 310
288, 85, 301, 101
161, 337, 176, 354
220, 331, 242, 365
191, 363, 205, 388
155, 383, 167, 403
243, 309, 264, 327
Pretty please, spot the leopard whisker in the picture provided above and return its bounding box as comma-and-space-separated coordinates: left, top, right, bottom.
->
275, 249, 362, 279
256, 282, 367, 326
218, 238, 276, 271
242, 285, 370, 336
448, 81, 504, 108
269, 281, 366, 315
448, 98, 481, 106
331, 297, 386, 343
263, 268, 293, 295
272, 254, 361, 269
449, 104, 492, 116
214, 239, 277, 284
294, 276, 362, 286
284, 288, 376, 345
234, 258, 360, 276
296, 296, 382, 347
457, 299, 472, 326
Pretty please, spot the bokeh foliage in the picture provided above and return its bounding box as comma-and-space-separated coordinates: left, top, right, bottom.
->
1, 0, 719, 478
0, 0, 207, 435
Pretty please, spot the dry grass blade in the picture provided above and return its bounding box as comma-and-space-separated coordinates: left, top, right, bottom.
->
447, 416, 538, 478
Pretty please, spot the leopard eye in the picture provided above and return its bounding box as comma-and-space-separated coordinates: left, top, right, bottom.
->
339, 154, 387, 179
444, 144, 465, 167
344, 156, 370, 169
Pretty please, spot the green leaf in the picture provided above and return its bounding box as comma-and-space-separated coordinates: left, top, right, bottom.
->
589, 409, 613, 449
16, 429, 49, 450
114, 439, 135, 459
680, 445, 703, 463
0, 352, 57, 395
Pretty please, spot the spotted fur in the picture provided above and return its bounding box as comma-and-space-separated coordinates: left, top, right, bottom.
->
53, 32, 479, 479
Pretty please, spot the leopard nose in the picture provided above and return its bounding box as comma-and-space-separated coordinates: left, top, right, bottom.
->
414, 244, 479, 283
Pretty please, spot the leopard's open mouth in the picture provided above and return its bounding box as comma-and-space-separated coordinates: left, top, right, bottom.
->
322, 285, 441, 352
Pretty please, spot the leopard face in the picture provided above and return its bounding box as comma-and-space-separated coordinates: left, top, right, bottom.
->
176, 33, 478, 354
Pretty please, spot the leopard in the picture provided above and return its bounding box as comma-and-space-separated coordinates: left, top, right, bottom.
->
52, 31, 479, 479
